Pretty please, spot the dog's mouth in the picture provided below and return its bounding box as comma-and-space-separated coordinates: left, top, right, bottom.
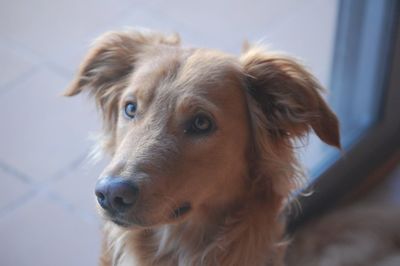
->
171, 202, 192, 219
105, 202, 192, 227
111, 217, 131, 228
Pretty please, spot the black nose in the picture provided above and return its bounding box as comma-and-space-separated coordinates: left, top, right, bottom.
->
95, 176, 139, 213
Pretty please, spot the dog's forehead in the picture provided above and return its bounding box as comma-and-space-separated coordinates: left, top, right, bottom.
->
128, 48, 243, 107
175, 49, 242, 90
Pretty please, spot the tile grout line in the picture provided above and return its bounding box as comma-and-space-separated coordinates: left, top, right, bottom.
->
40, 150, 101, 225
0, 66, 40, 97
45, 190, 100, 225
0, 35, 73, 80
47, 150, 92, 182
0, 160, 33, 184
0, 150, 94, 221
0, 188, 40, 219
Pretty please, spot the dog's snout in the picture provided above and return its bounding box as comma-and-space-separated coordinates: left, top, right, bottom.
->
95, 176, 139, 213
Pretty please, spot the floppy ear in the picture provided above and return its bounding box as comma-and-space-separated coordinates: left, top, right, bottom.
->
64, 29, 180, 98
240, 47, 340, 148
64, 29, 180, 151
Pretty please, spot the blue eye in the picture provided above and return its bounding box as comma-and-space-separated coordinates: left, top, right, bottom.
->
186, 114, 214, 135
124, 102, 137, 119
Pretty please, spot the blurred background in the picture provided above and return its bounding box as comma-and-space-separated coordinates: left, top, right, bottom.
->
0, 0, 399, 265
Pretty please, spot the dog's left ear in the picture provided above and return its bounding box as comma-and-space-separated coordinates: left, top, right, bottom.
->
64, 30, 180, 97
241, 47, 340, 148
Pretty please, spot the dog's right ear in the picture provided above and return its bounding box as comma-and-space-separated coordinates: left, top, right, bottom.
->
64, 30, 180, 152
64, 30, 180, 98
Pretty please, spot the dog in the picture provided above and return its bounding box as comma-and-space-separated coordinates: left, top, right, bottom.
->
65, 29, 340, 266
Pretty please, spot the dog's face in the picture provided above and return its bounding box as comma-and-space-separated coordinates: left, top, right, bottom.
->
99, 48, 251, 227
66, 30, 340, 228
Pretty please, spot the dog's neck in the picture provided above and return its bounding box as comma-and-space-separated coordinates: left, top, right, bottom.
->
103, 195, 286, 266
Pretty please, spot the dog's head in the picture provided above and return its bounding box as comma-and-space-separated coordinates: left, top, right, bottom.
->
65, 30, 339, 228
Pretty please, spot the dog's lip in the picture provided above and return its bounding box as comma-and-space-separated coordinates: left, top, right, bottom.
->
109, 215, 139, 228
101, 210, 132, 227
102, 202, 193, 226
112, 218, 131, 227
171, 202, 192, 219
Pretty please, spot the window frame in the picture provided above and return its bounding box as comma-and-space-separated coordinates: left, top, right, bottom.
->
288, 0, 400, 232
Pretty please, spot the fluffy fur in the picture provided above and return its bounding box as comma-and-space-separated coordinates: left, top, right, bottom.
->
287, 205, 400, 266
65, 29, 340, 266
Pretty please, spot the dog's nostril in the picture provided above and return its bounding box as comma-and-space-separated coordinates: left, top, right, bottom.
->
110, 184, 138, 212
114, 196, 133, 207
95, 179, 111, 210
96, 191, 105, 201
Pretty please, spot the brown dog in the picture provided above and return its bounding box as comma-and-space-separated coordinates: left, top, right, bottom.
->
65, 29, 339, 266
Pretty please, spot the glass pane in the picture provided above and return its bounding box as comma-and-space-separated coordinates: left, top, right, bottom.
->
299, 0, 397, 179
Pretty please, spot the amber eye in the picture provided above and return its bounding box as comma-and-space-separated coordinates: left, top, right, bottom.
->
124, 102, 137, 119
186, 114, 214, 135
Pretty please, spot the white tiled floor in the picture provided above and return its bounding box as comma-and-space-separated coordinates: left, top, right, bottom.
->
0, 171, 31, 212
0, 193, 101, 266
0, 43, 37, 90
0, 0, 339, 265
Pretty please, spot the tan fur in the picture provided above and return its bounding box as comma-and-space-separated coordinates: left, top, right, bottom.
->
286, 206, 400, 266
66, 29, 339, 266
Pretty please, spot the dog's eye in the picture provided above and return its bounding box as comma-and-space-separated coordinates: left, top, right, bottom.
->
186, 114, 214, 135
124, 102, 137, 119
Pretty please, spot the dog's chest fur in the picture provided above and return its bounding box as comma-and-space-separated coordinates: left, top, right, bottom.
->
102, 209, 285, 266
